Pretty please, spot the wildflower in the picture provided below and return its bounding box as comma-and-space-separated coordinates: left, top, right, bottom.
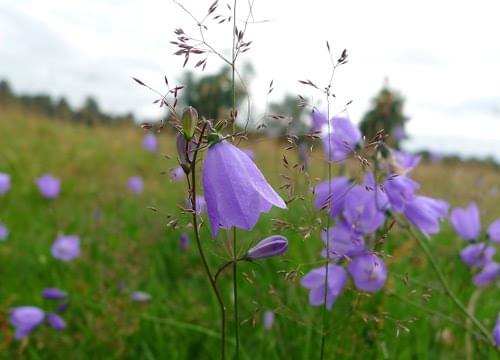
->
46, 313, 65, 330
403, 196, 449, 235
0, 172, 11, 195
143, 133, 158, 153
51, 235, 80, 262
130, 291, 151, 302
170, 166, 185, 182
487, 219, 500, 243
10, 306, 45, 340
384, 174, 420, 212
313, 177, 352, 218
187, 195, 206, 215
36, 174, 60, 199
493, 314, 500, 346
42, 288, 67, 300
348, 253, 387, 292
263, 310, 274, 330
320, 222, 365, 260
391, 151, 421, 174
449, 203, 481, 240
310, 110, 327, 133
246, 235, 288, 260
321, 117, 362, 162
473, 262, 500, 286
300, 265, 347, 310
128, 176, 144, 194
203, 140, 286, 238
342, 185, 385, 234
460, 244, 495, 268
179, 233, 189, 251
0, 223, 8, 240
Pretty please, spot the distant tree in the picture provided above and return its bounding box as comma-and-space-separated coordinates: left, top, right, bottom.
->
78, 97, 101, 126
54, 97, 73, 121
0, 80, 13, 106
359, 81, 408, 149
180, 67, 247, 121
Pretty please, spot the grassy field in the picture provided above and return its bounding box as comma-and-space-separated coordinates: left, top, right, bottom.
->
0, 106, 499, 359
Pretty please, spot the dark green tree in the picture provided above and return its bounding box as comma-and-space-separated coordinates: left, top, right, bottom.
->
359, 82, 408, 149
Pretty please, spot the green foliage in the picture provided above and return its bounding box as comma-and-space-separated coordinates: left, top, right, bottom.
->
360, 82, 408, 149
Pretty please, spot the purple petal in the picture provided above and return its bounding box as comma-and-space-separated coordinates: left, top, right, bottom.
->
449, 203, 481, 240
487, 219, 500, 243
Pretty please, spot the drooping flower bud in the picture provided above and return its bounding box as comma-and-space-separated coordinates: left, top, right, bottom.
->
246, 235, 288, 260
181, 106, 198, 140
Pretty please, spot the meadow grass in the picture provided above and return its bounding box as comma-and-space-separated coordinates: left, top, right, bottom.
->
1, 106, 499, 359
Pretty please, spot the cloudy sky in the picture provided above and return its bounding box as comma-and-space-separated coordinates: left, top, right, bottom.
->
1, 0, 499, 159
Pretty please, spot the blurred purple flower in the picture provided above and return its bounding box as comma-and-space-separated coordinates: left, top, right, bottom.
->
179, 233, 189, 251
343, 185, 385, 234
348, 253, 387, 292
246, 235, 288, 260
393, 151, 421, 173
263, 310, 274, 330
203, 140, 286, 238
300, 265, 347, 310
460, 243, 495, 268
51, 235, 80, 262
0, 223, 8, 241
449, 203, 481, 240
364, 173, 390, 211
130, 291, 151, 302
321, 222, 365, 260
313, 177, 352, 218
429, 151, 442, 163
487, 219, 500, 243
10, 306, 45, 340
384, 174, 420, 212
322, 117, 362, 162
128, 176, 144, 194
473, 262, 500, 286
310, 110, 328, 133
36, 174, 60, 199
187, 195, 206, 215
404, 196, 449, 235
42, 288, 67, 300
143, 133, 158, 153
46, 313, 65, 330
493, 314, 500, 346
393, 126, 406, 141
0, 172, 11, 195
170, 166, 185, 182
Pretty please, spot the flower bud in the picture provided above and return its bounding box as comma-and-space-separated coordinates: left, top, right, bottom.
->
246, 235, 288, 260
182, 106, 198, 140
41, 288, 67, 300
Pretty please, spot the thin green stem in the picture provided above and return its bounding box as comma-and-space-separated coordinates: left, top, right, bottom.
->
233, 228, 240, 360
189, 123, 227, 360
405, 223, 494, 345
466, 288, 483, 360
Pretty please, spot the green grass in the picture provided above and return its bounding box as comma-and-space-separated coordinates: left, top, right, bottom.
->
0, 107, 499, 359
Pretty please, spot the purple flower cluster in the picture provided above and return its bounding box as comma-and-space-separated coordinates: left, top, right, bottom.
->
10, 287, 68, 339
450, 202, 500, 287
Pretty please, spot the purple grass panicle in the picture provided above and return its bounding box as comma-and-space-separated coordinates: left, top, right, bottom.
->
403, 196, 449, 235
460, 243, 495, 268
300, 265, 347, 310
0, 172, 11, 195
202, 140, 286, 238
51, 235, 80, 262
10, 306, 45, 340
348, 253, 387, 292
246, 235, 288, 260
143, 133, 158, 153
128, 176, 144, 194
36, 174, 60, 199
449, 202, 481, 240
42, 288, 67, 300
